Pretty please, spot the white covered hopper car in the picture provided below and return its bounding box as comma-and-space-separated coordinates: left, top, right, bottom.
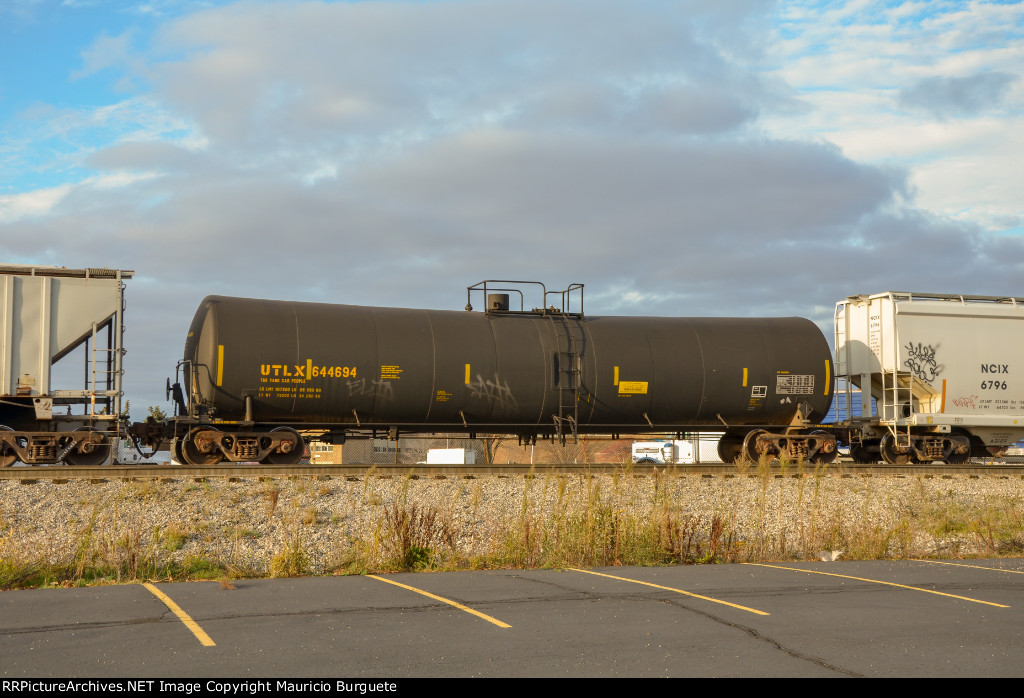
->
834, 292, 1024, 463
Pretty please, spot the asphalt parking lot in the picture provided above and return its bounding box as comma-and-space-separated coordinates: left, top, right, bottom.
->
2, 559, 1022, 677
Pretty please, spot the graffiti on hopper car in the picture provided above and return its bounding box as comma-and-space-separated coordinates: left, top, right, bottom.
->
904, 342, 944, 383
952, 394, 979, 410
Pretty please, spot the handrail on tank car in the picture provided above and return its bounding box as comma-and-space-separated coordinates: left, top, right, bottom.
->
466, 280, 583, 316
466, 280, 542, 313
546, 282, 584, 317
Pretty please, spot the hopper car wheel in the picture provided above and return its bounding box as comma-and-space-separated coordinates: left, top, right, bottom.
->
850, 442, 879, 464
263, 427, 305, 465
0, 426, 17, 467
879, 433, 912, 465
182, 428, 223, 465
944, 435, 971, 464
64, 429, 111, 466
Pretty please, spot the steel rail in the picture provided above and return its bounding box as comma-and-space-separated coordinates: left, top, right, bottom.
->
2, 460, 1024, 481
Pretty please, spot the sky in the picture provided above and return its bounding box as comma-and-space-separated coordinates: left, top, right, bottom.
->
1, 0, 1022, 415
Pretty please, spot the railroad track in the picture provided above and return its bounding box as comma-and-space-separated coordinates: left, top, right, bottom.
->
3, 460, 1024, 481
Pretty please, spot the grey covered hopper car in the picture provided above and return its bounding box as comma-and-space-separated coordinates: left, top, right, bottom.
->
157, 282, 837, 466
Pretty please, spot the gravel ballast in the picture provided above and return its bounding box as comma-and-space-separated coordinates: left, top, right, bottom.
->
2, 472, 1022, 577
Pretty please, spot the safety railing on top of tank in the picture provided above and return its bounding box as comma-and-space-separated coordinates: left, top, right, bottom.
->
466, 280, 584, 317
545, 283, 584, 317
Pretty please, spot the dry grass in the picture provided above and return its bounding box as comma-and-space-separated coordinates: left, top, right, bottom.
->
2, 462, 1023, 589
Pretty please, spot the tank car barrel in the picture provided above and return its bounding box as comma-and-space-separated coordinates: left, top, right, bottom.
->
179, 292, 834, 444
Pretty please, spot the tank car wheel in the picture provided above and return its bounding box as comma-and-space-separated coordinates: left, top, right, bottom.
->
810, 431, 838, 464
170, 437, 187, 465
64, 429, 111, 466
717, 434, 743, 464
879, 433, 912, 465
182, 428, 224, 465
263, 427, 305, 465
0, 426, 18, 467
743, 430, 769, 464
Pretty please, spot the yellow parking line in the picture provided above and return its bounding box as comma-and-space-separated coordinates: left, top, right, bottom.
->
568, 568, 770, 616
142, 583, 216, 646
366, 575, 511, 628
744, 563, 1009, 608
916, 559, 1024, 575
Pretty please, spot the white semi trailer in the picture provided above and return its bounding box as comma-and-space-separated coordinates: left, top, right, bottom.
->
632, 435, 724, 464
834, 292, 1024, 463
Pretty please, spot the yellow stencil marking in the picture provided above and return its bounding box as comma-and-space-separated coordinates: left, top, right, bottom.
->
465, 363, 471, 384
744, 563, 1009, 608
216, 345, 224, 387
143, 583, 216, 646
916, 559, 1024, 575
569, 568, 769, 616
742, 367, 748, 387
613, 365, 619, 386
367, 575, 511, 628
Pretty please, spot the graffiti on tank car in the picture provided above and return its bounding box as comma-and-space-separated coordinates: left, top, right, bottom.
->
466, 373, 519, 412
904, 342, 943, 383
346, 377, 394, 401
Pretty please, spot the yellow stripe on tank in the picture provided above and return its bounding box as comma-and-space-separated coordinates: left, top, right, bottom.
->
824, 360, 830, 396
217, 345, 224, 387
465, 363, 471, 384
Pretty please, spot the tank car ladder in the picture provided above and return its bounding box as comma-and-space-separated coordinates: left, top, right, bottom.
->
551, 315, 581, 444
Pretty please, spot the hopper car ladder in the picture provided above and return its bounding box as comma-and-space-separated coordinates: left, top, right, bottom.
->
81, 284, 127, 424
835, 296, 912, 456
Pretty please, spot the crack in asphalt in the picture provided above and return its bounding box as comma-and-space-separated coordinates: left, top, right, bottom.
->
657, 596, 863, 677
504, 571, 863, 676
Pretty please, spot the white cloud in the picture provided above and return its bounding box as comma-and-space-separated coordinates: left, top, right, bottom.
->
0, 184, 72, 223
761, 0, 1024, 231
